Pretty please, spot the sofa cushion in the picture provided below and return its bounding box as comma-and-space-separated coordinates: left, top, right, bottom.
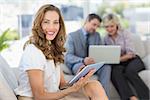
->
61, 64, 72, 74
139, 70, 150, 89
0, 55, 18, 90
142, 54, 150, 70
130, 34, 146, 58
0, 72, 17, 100
144, 39, 150, 54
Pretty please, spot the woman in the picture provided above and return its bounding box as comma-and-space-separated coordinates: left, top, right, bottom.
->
103, 13, 149, 100
15, 4, 107, 100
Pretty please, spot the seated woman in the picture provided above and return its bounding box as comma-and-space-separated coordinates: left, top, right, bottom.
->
103, 13, 149, 100
14, 4, 108, 100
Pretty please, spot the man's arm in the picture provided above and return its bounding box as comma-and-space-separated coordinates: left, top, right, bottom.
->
65, 34, 84, 67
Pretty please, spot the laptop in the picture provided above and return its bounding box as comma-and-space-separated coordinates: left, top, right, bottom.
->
89, 45, 121, 64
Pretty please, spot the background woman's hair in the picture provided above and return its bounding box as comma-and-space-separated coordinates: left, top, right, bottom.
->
102, 13, 122, 30
24, 4, 66, 64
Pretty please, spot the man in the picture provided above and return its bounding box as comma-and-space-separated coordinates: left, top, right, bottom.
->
64, 13, 111, 97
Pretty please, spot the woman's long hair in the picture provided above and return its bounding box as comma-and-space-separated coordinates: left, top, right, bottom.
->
24, 4, 66, 64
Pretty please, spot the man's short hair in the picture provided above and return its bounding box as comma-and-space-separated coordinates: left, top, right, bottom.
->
86, 13, 102, 22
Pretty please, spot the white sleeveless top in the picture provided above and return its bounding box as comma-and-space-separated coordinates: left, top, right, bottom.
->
15, 44, 60, 97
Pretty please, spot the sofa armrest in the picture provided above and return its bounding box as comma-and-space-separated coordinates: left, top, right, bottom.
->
0, 72, 18, 100
12, 68, 19, 80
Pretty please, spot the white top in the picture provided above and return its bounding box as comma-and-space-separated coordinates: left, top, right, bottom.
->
15, 44, 61, 97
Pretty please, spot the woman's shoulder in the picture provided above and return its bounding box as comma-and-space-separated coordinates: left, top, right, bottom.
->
25, 44, 37, 49
25, 44, 41, 52
119, 29, 132, 35
24, 44, 45, 58
20, 44, 47, 71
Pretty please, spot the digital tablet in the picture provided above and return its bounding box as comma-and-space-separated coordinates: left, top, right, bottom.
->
68, 62, 104, 85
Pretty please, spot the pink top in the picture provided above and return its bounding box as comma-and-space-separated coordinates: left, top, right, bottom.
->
104, 30, 135, 56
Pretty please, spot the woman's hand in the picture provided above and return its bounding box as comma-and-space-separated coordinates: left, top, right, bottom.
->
120, 53, 136, 62
69, 69, 96, 92
76, 65, 86, 74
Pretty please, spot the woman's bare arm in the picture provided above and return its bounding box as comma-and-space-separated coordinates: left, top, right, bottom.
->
59, 70, 67, 88
27, 70, 73, 100
27, 69, 95, 100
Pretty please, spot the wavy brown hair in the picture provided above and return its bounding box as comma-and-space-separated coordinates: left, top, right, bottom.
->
25, 4, 66, 64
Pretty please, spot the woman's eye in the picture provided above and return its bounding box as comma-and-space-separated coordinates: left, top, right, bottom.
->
43, 21, 49, 24
54, 21, 59, 24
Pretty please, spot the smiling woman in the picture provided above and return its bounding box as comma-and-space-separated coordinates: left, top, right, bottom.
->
103, 13, 149, 100
14, 4, 108, 100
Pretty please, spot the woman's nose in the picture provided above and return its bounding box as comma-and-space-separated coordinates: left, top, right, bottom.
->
47, 23, 55, 29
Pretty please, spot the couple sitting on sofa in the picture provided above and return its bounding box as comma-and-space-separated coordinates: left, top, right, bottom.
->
64, 13, 149, 100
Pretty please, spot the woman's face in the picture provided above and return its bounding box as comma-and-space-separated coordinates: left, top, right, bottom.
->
104, 23, 118, 36
41, 10, 60, 40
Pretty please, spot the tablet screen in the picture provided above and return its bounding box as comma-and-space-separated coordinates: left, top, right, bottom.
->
68, 62, 104, 85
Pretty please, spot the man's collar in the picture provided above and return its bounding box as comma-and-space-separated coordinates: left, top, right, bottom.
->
82, 28, 88, 36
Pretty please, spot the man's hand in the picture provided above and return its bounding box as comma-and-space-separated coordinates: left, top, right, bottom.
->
83, 57, 95, 65
77, 57, 95, 74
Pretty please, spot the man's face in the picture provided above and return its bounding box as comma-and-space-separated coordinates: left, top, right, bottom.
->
86, 18, 100, 34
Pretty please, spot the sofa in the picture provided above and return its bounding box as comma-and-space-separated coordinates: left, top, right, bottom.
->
0, 34, 149, 100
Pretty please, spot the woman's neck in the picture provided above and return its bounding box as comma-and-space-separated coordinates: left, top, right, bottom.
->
110, 32, 118, 42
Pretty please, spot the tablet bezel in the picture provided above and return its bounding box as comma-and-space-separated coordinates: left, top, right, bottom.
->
68, 62, 104, 85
